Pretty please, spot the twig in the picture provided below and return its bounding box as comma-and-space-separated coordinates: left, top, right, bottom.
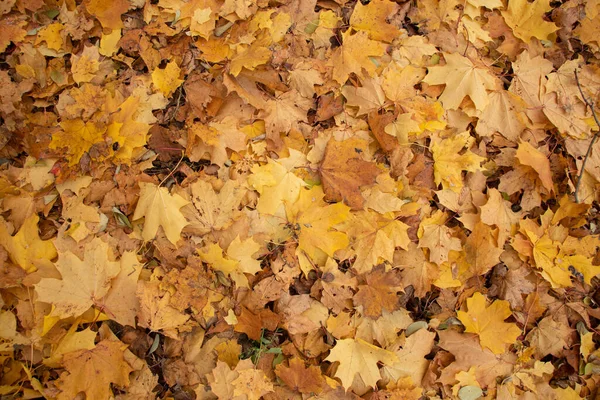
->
573, 70, 600, 203
159, 151, 185, 187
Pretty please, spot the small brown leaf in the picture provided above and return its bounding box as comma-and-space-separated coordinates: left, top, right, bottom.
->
319, 138, 380, 209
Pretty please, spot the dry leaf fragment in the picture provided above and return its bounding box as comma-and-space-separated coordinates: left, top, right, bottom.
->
457, 292, 521, 354
132, 182, 189, 245
319, 138, 380, 209
515, 141, 554, 193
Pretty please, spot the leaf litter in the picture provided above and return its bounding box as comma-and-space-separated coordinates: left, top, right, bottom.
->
1, 0, 600, 399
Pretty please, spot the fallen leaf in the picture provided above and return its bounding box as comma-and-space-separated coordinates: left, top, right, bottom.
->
319, 138, 380, 209
35, 237, 120, 319
325, 338, 398, 390
132, 182, 190, 245
56, 340, 132, 400
457, 292, 521, 354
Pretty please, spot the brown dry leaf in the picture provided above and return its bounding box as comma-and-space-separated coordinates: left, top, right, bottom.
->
353, 265, 402, 318
464, 222, 504, 277
319, 138, 380, 210
394, 243, 439, 297
56, 340, 132, 400
418, 224, 462, 265
438, 330, 516, 388
275, 358, 326, 394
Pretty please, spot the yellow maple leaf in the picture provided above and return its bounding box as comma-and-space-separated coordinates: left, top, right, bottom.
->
457, 292, 521, 354
229, 37, 272, 77
344, 210, 411, 273
35, 23, 65, 52
50, 119, 107, 166
152, 61, 184, 97
248, 149, 307, 216
0, 214, 57, 273
285, 185, 350, 268
330, 31, 386, 85
515, 141, 554, 193
200, 237, 262, 288
418, 223, 462, 265
431, 131, 485, 192
106, 95, 151, 163
34, 238, 120, 319
349, 0, 401, 43
528, 232, 571, 288
132, 182, 190, 245
502, 0, 559, 43
423, 52, 499, 110
325, 338, 398, 390
71, 45, 100, 84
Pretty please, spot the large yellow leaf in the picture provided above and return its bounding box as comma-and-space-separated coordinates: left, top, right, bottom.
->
330, 31, 386, 85
423, 52, 498, 110
431, 131, 485, 192
502, 0, 559, 43
49, 119, 107, 166
34, 238, 120, 319
152, 61, 184, 97
457, 292, 521, 354
248, 149, 307, 216
0, 214, 57, 273
55, 340, 132, 400
349, 0, 401, 43
325, 338, 398, 390
132, 182, 190, 245
285, 185, 350, 268
344, 210, 410, 273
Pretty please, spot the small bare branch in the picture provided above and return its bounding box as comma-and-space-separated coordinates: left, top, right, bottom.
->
573, 70, 600, 203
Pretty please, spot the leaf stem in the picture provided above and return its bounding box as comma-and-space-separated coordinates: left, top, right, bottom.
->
573, 70, 600, 203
